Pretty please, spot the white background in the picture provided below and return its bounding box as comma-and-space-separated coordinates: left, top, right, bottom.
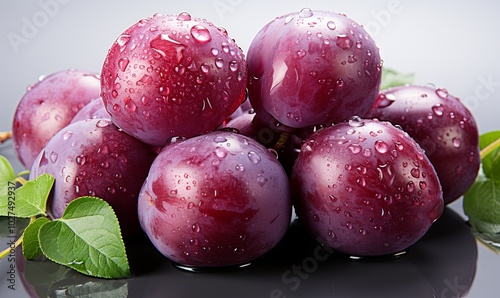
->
1, 1, 499, 297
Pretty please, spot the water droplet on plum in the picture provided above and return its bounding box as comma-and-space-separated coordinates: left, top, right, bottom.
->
118, 57, 129, 72
247, 151, 261, 164
62, 131, 73, 140
432, 104, 444, 116
176, 12, 192, 21
349, 116, 364, 127
336, 34, 353, 49
299, 8, 314, 18
374, 140, 389, 153
327, 21, 336, 30
190, 25, 212, 44
284, 15, 294, 24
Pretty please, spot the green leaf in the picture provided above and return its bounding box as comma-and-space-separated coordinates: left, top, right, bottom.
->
380, 67, 415, 90
463, 173, 500, 234
479, 131, 500, 179
0, 173, 54, 218
0, 155, 15, 185
0, 155, 16, 211
23, 217, 50, 259
38, 196, 130, 279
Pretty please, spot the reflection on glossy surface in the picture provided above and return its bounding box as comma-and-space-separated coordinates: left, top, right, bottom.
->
17, 207, 477, 298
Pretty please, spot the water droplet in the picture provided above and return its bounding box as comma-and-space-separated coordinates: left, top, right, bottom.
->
174, 65, 185, 75
192, 223, 201, 233
436, 88, 449, 99
116, 34, 131, 47
312, 214, 320, 222
229, 61, 238, 71
411, 168, 420, 178
62, 131, 73, 140
376, 93, 396, 108
124, 98, 137, 112
257, 175, 267, 187
349, 116, 364, 127
137, 74, 153, 87
374, 140, 389, 154
296, 49, 306, 58
176, 12, 192, 21
406, 181, 415, 192
118, 57, 129, 72
214, 147, 227, 158
347, 55, 357, 63
299, 8, 313, 18
235, 164, 245, 171
432, 104, 444, 116
215, 58, 224, 69
347, 144, 362, 154
96, 119, 110, 128
214, 136, 227, 143
200, 63, 210, 73
49, 152, 58, 163
284, 15, 294, 24
336, 34, 353, 50
363, 148, 372, 157
327, 21, 336, 30
419, 181, 426, 189
452, 137, 461, 148
190, 25, 212, 44
357, 177, 366, 187
248, 151, 261, 164
76, 155, 86, 165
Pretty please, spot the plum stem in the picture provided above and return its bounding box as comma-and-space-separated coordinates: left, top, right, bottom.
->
480, 138, 500, 160
0, 234, 23, 259
0, 131, 12, 144
273, 132, 290, 152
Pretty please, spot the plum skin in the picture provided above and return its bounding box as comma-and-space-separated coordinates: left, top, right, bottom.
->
247, 9, 382, 129
366, 85, 480, 204
101, 13, 247, 147
138, 131, 292, 267
291, 119, 444, 257
12, 69, 100, 168
29, 118, 157, 237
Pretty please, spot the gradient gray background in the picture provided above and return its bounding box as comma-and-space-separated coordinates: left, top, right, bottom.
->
1, 0, 499, 297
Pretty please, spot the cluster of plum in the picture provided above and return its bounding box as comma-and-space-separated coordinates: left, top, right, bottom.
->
12, 9, 479, 269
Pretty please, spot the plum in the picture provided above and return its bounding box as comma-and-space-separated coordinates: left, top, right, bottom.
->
138, 130, 292, 268
101, 12, 247, 147
247, 9, 382, 129
291, 118, 444, 256
366, 85, 480, 204
29, 118, 157, 237
12, 69, 100, 168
